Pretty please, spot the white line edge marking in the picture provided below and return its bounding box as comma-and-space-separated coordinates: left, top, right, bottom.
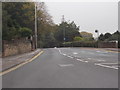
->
95, 63, 118, 70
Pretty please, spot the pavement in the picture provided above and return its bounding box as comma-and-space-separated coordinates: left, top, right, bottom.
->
0, 49, 41, 72
2, 47, 118, 88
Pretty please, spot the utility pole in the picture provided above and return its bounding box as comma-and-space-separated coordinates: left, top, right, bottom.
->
62, 15, 65, 47
35, 2, 37, 49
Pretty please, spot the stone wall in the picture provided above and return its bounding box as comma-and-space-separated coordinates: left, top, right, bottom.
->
3, 39, 32, 57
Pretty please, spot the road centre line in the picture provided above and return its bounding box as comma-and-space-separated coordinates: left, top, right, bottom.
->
87, 58, 106, 62
58, 48, 116, 67
76, 59, 88, 63
58, 49, 62, 55
73, 52, 78, 55
63, 54, 66, 56
58, 49, 88, 63
67, 56, 74, 59
58, 48, 118, 70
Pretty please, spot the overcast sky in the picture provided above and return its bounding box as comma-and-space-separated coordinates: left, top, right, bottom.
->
45, 1, 118, 37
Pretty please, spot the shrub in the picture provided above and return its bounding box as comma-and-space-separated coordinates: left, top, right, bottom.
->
62, 41, 97, 47
74, 36, 84, 41
19, 27, 32, 37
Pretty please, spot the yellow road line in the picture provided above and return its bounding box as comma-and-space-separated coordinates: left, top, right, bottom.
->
80, 48, 119, 53
95, 48, 119, 53
0, 50, 44, 76
106, 50, 119, 53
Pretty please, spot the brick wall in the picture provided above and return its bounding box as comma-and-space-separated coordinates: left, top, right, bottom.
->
2, 39, 32, 57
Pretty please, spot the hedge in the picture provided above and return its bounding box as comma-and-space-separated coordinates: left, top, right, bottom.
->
60, 41, 98, 48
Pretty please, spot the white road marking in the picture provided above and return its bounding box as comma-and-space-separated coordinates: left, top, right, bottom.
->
98, 63, 118, 65
85, 61, 89, 63
58, 49, 62, 55
58, 49, 74, 59
96, 50, 108, 54
96, 51, 101, 52
59, 64, 74, 67
87, 58, 105, 62
76, 59, 84, 62
76, 59, 88, 63
97, 60, 105, 62
63, 54, 66, 56
88, 58, 92, 60
95, 63, 118, 70
67, 56, 73, 59
73, 52, 78, 55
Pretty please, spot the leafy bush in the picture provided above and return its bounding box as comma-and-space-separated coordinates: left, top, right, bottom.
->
61, 41, 97, 47
74, 36, 84, 41
19, 27, 32, 37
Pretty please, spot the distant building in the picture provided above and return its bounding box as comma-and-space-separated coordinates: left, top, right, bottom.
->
80, 31, 93, 38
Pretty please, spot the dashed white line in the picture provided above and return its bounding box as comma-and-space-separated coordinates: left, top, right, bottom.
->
63, 54, 66, 56
67, 56, 73, 59
85, 61, 88, 63
73, 52, 78, 55
58, 49, 118, 70
58, 49, 63, 55
87, 58, 105, 62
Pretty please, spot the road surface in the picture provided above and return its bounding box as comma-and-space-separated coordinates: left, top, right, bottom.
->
2, 48, 118, 88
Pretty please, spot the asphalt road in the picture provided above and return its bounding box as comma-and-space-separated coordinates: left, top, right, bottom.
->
2, 48, 118, 88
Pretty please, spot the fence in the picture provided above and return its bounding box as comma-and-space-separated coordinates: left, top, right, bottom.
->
98, 41, 118, 48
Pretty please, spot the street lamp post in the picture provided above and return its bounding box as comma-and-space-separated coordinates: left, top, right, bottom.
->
95, 30, 99, 48
95, 30, 99, 40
